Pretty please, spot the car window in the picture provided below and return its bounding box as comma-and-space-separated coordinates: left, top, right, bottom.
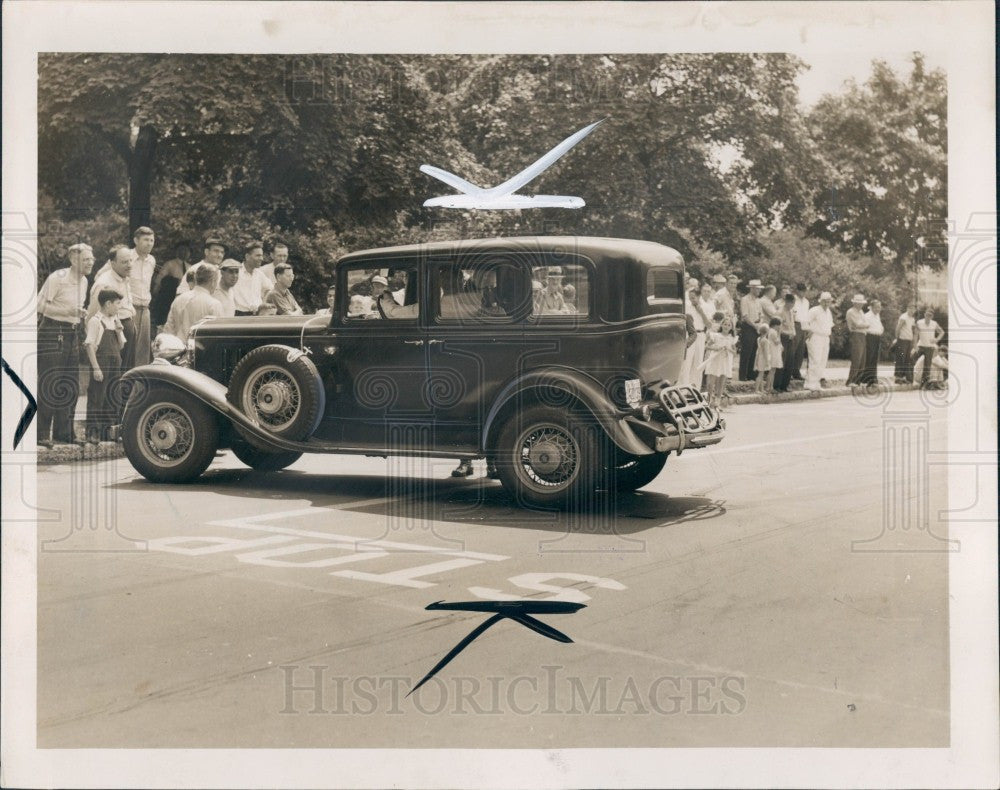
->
343, 265, 419, 321
646, 267, 683, 314
433, 259, 531, 323
530, 263, 589, 318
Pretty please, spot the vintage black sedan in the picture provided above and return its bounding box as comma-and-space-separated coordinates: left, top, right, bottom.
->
121, 237, 724, 507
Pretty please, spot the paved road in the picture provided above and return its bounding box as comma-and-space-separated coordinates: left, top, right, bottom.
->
37, 390, 950, 748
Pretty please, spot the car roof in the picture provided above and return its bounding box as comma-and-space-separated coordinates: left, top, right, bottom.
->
337, 236, 683, 267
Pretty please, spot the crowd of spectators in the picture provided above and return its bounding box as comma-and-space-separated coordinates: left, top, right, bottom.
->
35, 228, 949, 448
35, 228, 315, 447
678, 273, 947, 408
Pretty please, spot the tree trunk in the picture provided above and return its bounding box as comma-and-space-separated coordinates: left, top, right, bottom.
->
128, 125, 158, 234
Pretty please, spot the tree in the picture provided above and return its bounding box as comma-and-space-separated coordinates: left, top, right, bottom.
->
423, 54, 822, 262
38, 54, 299, 233
806, 54, 947, 275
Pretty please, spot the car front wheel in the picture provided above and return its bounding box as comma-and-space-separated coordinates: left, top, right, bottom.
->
610, 452, 668, 492
122, 386, 219, 483
229, 437, 303, 472
494, 404, 604, 508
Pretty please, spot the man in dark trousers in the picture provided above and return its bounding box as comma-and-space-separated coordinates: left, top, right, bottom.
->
738, 279, 763, 380
36, 243, 95, 445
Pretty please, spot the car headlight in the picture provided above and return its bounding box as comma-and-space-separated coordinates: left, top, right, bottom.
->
152, 332, 186, 361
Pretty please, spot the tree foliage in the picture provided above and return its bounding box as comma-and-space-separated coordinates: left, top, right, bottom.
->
806, 54, 947, 274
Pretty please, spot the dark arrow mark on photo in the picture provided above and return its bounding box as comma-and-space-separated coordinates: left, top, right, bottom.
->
408, 599, 586, 697
2, 357, 37, 449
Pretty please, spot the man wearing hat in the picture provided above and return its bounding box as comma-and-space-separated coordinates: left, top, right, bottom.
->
804, 292, 834, 391
212, 259, 241, 317
738, 278, 764, 380
845, 294, 870, 385
678, 278, 710, 387
712, 274, 736, 324
539, 266, 567, 314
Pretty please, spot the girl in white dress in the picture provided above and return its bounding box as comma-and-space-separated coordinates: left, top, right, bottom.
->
703, 315, 736, 409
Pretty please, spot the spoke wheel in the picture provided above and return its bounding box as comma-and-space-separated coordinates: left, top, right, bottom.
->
610, 452, 668, 492
240, 365, 302, 432
122, 386, 219, 483
226, 345, 325, 441
495, 404, 604, 508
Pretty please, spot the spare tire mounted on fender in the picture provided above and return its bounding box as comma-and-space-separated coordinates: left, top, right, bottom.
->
227, 344, 325, 441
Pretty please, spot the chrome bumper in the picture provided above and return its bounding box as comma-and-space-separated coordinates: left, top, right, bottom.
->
647, 385, 725, 455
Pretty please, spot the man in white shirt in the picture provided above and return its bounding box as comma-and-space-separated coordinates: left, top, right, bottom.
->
860, 299, 884, 385
129, 226, 156, 366
258, 241, 289, 290
894, 303, 916, 383
232, 241, 269, 315
711, 274, 735, 324
738, 279, 764, 380
789, 283, 810, 382
912, 307, 945, 386
176, 237, 226, 295
845, 294, 869, 385
678, 278, 709, 388
89, 245, 137, 370
36, 242, 95, 445
804, 291, 834, 391
164, 264, 222, 342
211, 259, 240, 318
90, 227, 155, 367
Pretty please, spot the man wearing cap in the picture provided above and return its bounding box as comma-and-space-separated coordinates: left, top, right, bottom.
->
232, 241, 270, 316
789, 283, 810, 382
176, 237, 226, 296
678, 278, 710, 388
212, 259, 241, 318
845, 294, 869, 385
804, 292, 834, 391
738, 279, 764, 380
36, 242, 95, 445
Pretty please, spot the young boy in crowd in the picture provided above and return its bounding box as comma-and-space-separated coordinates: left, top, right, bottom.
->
84, 288, 127, 443
768, 316, 783, 393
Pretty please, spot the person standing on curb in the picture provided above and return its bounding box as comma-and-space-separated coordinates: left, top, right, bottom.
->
893, 303, 916, 383
775, 293, 797, 392
804, 292, 834, 391
83, 288, 127, 443
36, 242, 95, 446
845, 294, 869, 386
860, 298, 884, 386
912, 307, 945, 387
790, 283, 810, 382
738, 279, 763, 380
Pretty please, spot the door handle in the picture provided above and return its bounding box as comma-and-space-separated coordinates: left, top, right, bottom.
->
402, 340, 424, 346
427, 339, 444, 345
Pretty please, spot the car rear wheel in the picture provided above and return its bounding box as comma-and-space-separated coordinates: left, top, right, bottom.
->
122, 386, 219, 482
229, 437, 302, 472
494, 404, 604, 508
610, 452, 668, 492
227, 345, 325, 441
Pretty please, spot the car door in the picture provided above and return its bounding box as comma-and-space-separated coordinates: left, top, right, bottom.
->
322, 260, 434, 450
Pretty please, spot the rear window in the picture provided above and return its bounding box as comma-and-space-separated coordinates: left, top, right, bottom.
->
646, 267, 683, 313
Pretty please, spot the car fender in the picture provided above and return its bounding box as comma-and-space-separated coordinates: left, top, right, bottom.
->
121, 364, 299, 454
482, 366, 653, 456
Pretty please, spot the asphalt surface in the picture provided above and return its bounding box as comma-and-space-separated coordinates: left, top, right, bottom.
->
37, 389, 950, 748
